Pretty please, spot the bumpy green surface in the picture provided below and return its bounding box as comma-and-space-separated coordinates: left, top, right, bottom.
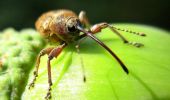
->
0, 28, 45, 100
22, 24, 170, 100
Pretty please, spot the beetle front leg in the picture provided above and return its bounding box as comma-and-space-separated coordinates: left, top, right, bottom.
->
45, 43, 66, 100
90, 22, 145, 47
29, 47, 54, 89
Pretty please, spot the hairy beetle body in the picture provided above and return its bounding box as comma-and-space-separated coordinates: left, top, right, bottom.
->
29, 9, 146, 100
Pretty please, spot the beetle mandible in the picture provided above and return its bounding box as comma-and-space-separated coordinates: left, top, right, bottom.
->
28, 9, 146, 99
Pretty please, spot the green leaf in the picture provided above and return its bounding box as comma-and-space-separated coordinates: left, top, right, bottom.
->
22, 24, 170, 100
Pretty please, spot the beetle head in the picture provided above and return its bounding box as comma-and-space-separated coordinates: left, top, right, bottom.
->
66, 17, 82, 33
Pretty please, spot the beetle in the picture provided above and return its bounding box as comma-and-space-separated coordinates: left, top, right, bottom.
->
28, 9, 146, 99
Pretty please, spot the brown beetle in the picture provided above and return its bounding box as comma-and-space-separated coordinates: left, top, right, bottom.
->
29, 9, 146, 99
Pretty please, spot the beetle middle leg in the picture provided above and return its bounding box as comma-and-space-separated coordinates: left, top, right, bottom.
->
90, 22, 145, 47
75, 38, 87, 82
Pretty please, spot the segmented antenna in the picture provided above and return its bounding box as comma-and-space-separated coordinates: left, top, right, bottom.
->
113, 27, 146, 36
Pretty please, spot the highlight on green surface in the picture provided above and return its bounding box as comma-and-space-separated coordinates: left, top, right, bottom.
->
0, 24, 170, 100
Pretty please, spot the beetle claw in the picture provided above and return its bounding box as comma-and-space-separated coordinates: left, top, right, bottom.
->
28, 82, 34, 89
45, 91, 51, 100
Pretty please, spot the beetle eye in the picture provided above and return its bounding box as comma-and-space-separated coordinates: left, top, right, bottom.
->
68, 26, 76, 32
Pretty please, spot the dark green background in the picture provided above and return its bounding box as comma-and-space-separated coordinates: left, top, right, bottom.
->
0, 0, 169, 30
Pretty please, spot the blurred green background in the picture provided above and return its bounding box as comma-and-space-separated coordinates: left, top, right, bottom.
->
0, 0, 169, 30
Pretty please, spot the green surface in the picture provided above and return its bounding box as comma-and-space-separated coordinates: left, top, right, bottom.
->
0, 24, 170, 100
22, 24, 170, 100
0, 28, 45, 100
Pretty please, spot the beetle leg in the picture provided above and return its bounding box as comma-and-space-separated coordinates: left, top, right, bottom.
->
0, 60, 2, 68
29, 47, 54, 89
78, 11, 90, 29
45, 43, 66, 100
75, 40, 86, 82
90, 22, 145, 47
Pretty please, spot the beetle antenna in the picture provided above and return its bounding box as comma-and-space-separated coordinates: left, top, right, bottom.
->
112, 26, 146, 36
77, 26, 129, 74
